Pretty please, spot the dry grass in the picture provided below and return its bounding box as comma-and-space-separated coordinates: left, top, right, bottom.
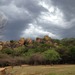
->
5, 65, 75, 75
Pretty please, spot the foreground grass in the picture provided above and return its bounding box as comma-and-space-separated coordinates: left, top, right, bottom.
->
5, 65, 75, 75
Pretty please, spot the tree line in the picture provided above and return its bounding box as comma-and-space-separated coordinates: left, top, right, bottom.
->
0, 36, 75, 67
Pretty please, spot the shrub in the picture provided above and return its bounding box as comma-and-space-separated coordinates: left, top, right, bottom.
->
0, 54, 13, 67
1, 48, 14, 55
29, 53, 44, 65
43, 49, 60, 64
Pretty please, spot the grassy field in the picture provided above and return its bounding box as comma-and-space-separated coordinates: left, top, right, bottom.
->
5, 65, 75, 75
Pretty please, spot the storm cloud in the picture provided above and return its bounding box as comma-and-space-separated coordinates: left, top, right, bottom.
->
0, 0, 75, 40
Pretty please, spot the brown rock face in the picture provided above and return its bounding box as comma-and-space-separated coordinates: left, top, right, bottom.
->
4, 41, 10, 47
0, 45, 3, 50
18, 38, 25, 45
36, 38, 42, 43
0, 41, 3, 45
43, 35, 54, 45
44, 35, 51, 41
2, 41, 7, 46
26, 38, 32, 44
0, 41, 3, 50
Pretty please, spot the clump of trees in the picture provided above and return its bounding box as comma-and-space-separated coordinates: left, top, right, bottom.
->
43, 49, 60, 64
0, 36, 75, 66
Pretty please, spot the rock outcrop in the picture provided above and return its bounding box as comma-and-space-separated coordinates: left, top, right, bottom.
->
36, 37, 42, 43
0, 35, 58, 49
0, 41, 3, 50
18, 38, 25, 46
26, 38, 32, 44
44, 35, 51, 41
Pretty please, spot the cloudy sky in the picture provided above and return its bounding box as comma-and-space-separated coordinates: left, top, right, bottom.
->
0, 0, 75, 40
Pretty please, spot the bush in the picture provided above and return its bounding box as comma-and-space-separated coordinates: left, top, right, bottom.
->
13, 46, 26, 56
1, 48, 14, 55
28, 53, 44, 65
68, 46, 75, 63
0, 54, 13, 67
43, 49, 60, 64
0, 53, 26, 67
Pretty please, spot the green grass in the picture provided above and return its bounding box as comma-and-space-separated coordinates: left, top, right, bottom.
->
5, 65, 75, 75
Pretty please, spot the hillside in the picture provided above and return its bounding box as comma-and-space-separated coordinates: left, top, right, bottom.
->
0, 35, 75, 67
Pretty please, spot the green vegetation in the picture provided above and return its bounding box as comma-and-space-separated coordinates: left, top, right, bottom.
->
43, 49, 60, 64
0, 36, 75, 66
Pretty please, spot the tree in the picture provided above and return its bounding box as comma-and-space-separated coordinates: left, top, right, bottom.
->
43, 49, 60, 64
1, 48, 14, 55
29, 53, 44, 65
56, 45, 70, 63
68, 46, 75, 63
13, 46, 25, 56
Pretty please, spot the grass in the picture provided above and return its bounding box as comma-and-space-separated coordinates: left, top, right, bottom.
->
5, 65, 75, 75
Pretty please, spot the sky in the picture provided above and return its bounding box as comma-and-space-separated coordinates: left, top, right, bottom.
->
0, 0, 75, 40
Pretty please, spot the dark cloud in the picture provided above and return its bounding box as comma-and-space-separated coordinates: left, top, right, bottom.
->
51, 0, 75, 21
0, 0, 12, 6
51, 0, 75, 38
0, 12, 7, 40
0, 0, 75, 40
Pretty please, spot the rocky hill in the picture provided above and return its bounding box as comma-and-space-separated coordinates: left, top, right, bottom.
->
0, 35, 58, 50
